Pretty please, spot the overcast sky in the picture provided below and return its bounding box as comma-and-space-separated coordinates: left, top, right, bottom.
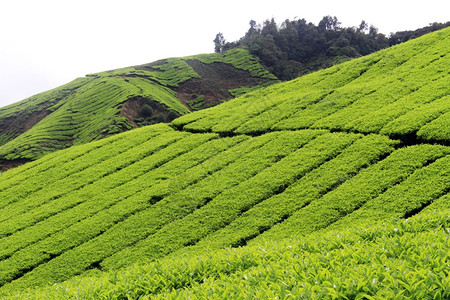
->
0, 0, 448, 108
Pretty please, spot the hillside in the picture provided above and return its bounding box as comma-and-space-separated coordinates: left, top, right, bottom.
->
0, 28, 449, 299
175, 28, 449, 143
0, 48, 277, 170
6, 207, 450, 299
2, 20, 447, 172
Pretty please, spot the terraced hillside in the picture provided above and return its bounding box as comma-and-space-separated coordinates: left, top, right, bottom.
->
7, 204, 450, 299
0, 28, 449, 298
173, 29, 449, 143
0, 48, 276, 168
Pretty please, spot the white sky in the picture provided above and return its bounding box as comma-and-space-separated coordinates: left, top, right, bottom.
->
0, 0, 448, 108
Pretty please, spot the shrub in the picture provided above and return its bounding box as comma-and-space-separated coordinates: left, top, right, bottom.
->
141, 104, 153, 118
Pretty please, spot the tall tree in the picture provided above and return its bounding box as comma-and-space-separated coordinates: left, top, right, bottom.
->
213, 33, 226, 53
246, 20, 258, 37
359, 20, 368, 33
318, 16, 341, 31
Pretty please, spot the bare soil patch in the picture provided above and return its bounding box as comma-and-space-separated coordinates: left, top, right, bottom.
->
176, 60, 261, 108
0, 104, 51, 147
118, 96, 180, 128
0, 158, 30, 172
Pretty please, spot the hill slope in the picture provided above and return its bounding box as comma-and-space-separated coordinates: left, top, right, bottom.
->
7, 206, 450, 299
0, 28, 449, 298
0, 48, 276, 169
174, 28, 449, 143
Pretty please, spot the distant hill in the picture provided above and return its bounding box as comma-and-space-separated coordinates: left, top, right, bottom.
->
0, 27, 448, 298
0, 48, 277, 170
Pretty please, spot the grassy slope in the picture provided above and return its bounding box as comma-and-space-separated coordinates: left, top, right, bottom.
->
7, 203, 449, 299
0, 48, 275, 162
173, 28, 449, 143
0, 28, 449, 299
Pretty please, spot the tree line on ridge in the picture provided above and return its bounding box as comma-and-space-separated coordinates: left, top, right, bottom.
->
214, 16, 449, 80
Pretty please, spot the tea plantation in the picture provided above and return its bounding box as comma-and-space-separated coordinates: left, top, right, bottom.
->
0, 48, 276, 164
0, 28, 448, 299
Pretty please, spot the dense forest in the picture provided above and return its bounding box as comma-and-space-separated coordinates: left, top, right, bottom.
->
214, 17, 449, 80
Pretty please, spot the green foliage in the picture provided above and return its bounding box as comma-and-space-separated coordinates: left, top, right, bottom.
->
0, 47, 276, 162
186, 48, 277, 81
185, 134, 397, 251
253, 144, 450, 242
228, 81, 274, 97
222, 48, 277, 80
0, 77, 91, 120
101, 131, 356, 269
175, 27, 450, 144
219, 16, 448, 80
417, 111, 450, 142
140, 104, 153, 117
0, 76, 189, 161
0, 26, 449, 300
0, 121, 447, 295
4, 208, 450, 299
186, 95, 206, 111
389, 21, 450, 44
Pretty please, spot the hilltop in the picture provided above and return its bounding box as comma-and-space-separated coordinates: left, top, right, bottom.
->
217, 17, 449, 80
0, 27, 448, 299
